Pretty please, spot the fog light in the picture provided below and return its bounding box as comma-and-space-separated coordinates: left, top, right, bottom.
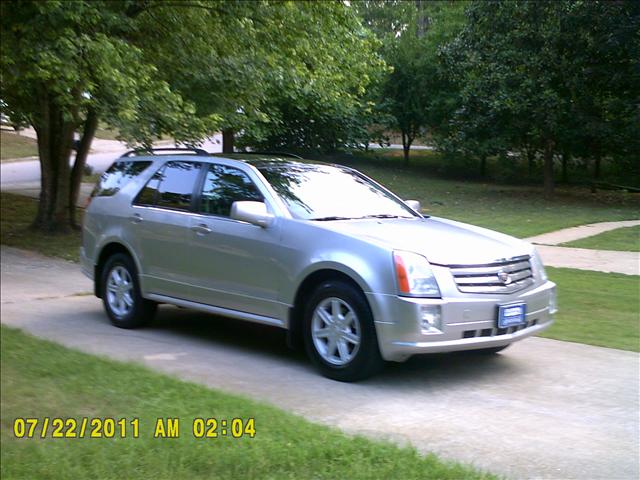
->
549, 288, 558, 315
420, 305, 442, 333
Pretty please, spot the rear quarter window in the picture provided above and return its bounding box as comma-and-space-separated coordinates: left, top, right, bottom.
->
133, 161, 202, 211
92, 161, 152, 197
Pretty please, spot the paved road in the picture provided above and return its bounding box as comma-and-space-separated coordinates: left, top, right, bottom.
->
1, 246, 638, 480
0, 134, 223, 186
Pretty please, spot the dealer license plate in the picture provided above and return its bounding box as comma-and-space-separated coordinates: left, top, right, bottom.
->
498, 303, 526, 329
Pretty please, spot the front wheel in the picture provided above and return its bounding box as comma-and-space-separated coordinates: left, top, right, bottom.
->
101, 253, 156, 329
303, 280, 383, 382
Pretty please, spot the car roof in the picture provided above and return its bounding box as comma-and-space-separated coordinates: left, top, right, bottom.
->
122, 152, 337, 170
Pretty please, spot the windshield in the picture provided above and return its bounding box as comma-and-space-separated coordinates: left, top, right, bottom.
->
257, 163, 418, 221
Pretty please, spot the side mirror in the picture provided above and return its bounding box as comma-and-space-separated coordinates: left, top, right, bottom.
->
230, 201, 274, 228
405, 200, 421, 212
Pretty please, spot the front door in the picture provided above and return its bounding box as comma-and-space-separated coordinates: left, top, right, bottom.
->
184, 163, 285, 319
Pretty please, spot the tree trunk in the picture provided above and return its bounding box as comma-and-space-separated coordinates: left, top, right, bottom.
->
31, 95, 77, 232
480, 154, 487, 177
543, 140, 555, 199
561, 150, 569, 184
69, 108, 98, 228
593, 154, 601, 179
401, 130, 413, 166
222, 128, 234, 153
527, 149, 535, 177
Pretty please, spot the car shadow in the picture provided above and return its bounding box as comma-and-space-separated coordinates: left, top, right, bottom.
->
150, 305, 307, 364
148, 305, 524, 386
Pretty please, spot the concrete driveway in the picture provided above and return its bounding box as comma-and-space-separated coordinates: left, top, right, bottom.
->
1, 246, 638, 480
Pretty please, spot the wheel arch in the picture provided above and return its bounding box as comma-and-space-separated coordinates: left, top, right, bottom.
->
94, 241, 139, 298
287, 268, 371, 351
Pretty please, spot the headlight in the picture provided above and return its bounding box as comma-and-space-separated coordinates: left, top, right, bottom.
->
393, 251, 441, 297
531, 249, 548, 282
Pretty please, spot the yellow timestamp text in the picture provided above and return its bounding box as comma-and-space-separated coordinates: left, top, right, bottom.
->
13, 417, 256, 439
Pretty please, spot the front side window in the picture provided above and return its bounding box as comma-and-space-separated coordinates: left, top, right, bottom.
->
199, 164, 264, 217
134, 161, 201, 211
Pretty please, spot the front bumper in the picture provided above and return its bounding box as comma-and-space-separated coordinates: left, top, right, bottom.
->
367, 279, 556, 362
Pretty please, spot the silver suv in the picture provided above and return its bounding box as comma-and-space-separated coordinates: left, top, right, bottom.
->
81, 149, 557, 381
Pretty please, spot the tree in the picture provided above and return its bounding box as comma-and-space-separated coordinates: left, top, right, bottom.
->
444, 0, 640, 196
1, 0, 386, 231
357, 0, 467, 164
1, 1, 216, 231
235, 3, 386, 154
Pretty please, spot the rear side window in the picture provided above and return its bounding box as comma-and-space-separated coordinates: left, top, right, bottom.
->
134, 161, 202, 211
199, 164, 264, 217
92, 161, 152, 197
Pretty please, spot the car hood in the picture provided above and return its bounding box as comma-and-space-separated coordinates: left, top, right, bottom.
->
322, 216, 533, 265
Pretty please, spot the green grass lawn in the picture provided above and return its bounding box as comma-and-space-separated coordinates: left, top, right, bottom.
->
338, 150, 640, 239
561, 225, 640, 252
0, 326, 492, 480
0, 131, 38, 161
541, 267, 639, 352
0, 192, 81, 261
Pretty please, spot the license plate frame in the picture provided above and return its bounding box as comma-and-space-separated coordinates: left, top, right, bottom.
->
497, 303, 527, 329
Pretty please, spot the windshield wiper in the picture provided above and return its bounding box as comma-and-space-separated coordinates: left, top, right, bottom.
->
359, 214, 412, 219
310, 216, 356, 221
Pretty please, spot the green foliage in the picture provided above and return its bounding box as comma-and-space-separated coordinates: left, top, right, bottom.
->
235, 3, 386, 153
0, 1, 216, 147
0, 1, 387, 229
441, 0, 640, 191
356, 1, 468, 162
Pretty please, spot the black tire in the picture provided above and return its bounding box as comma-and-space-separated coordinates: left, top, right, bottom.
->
100, 253, 156, 329
470, 345, 510, 355
303, 280, 383, 382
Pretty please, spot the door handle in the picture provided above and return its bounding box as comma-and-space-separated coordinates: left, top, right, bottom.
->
130, 213, 143, 224
191, 223, 212, 235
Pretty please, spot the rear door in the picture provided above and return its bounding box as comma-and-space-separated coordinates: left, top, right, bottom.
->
129, 160, 203, 298
184, 162, 286, 320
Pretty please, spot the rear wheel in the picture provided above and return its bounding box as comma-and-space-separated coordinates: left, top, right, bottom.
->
101, 253, 156, 329
303, 280, 383, 382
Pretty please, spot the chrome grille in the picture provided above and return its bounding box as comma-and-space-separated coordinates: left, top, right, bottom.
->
450, 255, 534, 294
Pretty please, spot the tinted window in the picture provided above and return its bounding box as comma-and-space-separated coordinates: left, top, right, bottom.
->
199, 164, 263, 217
156, 161, 201, 211
134, 167, 164, 206
93, 161, 151, 197
257, 163, 416, 220
134, 161, 201, 210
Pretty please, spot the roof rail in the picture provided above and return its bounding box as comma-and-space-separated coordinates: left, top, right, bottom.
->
120, 147, 209, 158
239, 151, 304, 160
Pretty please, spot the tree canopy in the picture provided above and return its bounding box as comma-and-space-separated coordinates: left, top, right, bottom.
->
1, 0, 638, 235
442, 0, 640, 195
1, 0, 385, 230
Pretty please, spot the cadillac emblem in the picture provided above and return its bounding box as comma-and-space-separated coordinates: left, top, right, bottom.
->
497, 270, 512, 285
